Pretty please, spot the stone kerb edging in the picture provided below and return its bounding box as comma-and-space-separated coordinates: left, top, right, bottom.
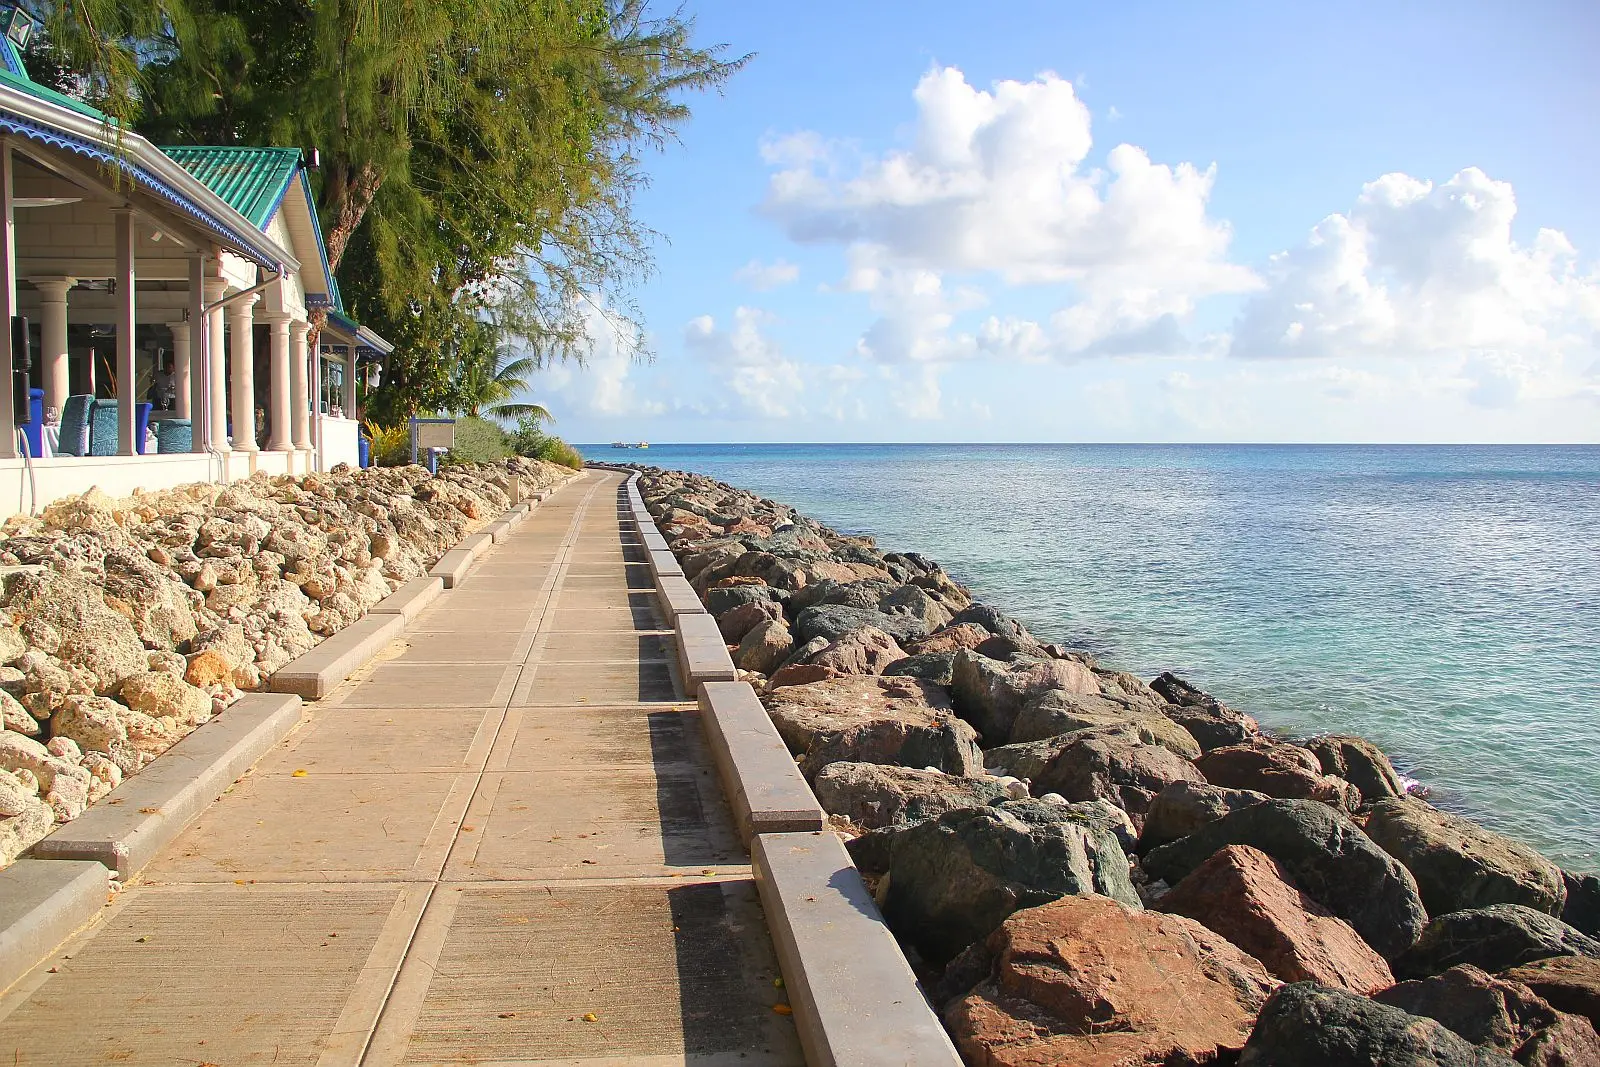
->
0, 860, 110, 997
698, 682, 825, 842
31, 693, 303, 878
754, 832, 964, 1067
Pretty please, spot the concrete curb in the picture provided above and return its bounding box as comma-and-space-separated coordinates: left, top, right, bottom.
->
753, 832, 963, 1067
459, 531, 493, 559
649, 549, 684, 579
429, 548, 473, 588
654, 573, 708, 623
269, 613, 406, 699
698, 682, 824, 842
31, 694, 304, 879
0, 859, 110, 995
675, 611, 737, 687
370, 576, 444, 624
484, 519, 515, 543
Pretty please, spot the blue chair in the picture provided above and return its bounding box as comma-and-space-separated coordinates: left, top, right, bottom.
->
88, 399, 119, 456
155, 419, 192, 454
134, 402, 152, 455
56, 394, 92, 457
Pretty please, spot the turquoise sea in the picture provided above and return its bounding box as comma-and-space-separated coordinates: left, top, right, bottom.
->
582, 444, 1600, 871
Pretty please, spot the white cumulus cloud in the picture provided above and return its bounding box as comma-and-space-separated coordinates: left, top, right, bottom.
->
733, 258, 801, 291
683, 307, 806, 418
1230, 167, 1600, 407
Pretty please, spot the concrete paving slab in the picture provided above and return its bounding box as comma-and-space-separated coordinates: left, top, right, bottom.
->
512, 661, 676, 705
0, 860, 109, 996
429, 548, 475, 588
0, 883, 405, 1061
334, 662, 522, 709
271, 612, 406, 699
676, 612, 738, 687
698, 683, 825, 843
484, 518, 516, 543
31, 694, 303, 878
143, 770, 471, 882
266, 706, 504, 775
407, 606, 536, 633
537, 629, 672, 662
753, 832, 962, 1067
371, 576, 446, 623
488, 706, 698, 773
548, 606, 661, 632
370, 881, 802, 1065
390, 628, 534, 665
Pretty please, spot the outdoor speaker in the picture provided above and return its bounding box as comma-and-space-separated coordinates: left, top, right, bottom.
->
11, 315, 29, 426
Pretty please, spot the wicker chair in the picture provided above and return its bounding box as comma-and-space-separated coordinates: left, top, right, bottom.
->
155, 418, 193, 454
56, 394, 92, 456
88, 399, 119, 456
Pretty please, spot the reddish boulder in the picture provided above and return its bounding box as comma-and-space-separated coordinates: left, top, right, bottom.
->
1503, 957, 1600, 1030
906, 622, 993, 656
763, 675, 982, 778
1521, 1012, 1600, 1067
1197, 740, 1361, 811
716, 599, 783, 643
945, 894, 1279, 1067
734, 618, 792, 675
1158, 845, 1395, 994
767, 662, 841, 689
807, 626, 906, 675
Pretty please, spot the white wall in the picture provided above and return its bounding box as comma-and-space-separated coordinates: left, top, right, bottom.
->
0, 453, 217, 518
318, 415, 360, 470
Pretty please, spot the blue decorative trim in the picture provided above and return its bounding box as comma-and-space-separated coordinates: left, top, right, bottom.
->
0, 110, 279, 269
0, 37, 24, 78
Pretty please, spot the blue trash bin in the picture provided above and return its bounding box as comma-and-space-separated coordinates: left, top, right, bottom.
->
359, 435, 370, 469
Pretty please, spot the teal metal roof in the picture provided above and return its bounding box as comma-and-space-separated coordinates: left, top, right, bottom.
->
0, 35, 112, 123
161, 146, 302, 229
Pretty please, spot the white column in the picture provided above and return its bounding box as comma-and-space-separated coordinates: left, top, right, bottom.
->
186, 254, 206, 452
0, 141, 16, 460
343, 349, 356, 417
32, 276, 73, 414
262, 311, 292, 450
168, 321, 190, 419
204, 278, 228, 452
290, 320, 312, 452
113, 208, 136, 457
227, 292, 259, 452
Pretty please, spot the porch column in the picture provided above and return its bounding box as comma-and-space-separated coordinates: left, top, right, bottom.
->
0, 141, 16, 459
168, 321, 190, 419
262, 311, 292, 450
187, 254, 206, 452
113, 208, 136, 456
227, 292, 259, 452
32, 276, 74, 414
343, 350, 356, 417
290, 320, 312, 452
204, 278, 229, 452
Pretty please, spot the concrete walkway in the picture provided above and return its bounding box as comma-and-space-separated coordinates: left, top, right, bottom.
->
0, 471, 805, 1065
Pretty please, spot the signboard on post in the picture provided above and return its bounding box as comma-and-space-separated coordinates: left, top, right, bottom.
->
409, 418, 456, 469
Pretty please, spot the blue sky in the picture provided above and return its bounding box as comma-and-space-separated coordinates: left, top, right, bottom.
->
539, 0, 1600, 443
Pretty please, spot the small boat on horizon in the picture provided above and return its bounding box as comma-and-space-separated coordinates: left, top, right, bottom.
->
610, 441, 650, 449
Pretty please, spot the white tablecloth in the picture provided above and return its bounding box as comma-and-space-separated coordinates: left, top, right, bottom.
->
19, 424, 154, 458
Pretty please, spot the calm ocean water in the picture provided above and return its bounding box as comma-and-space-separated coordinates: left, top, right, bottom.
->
583, 443, 1600, 871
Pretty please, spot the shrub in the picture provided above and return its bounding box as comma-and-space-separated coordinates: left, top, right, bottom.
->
364, 421, 413, 467
509, 416, 584, 469
444, 416, 512, 464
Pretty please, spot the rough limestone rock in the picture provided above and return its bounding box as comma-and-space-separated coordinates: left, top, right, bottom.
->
881, 652, 957, 686
47, 695, 128, 756
884, 799, 1140, 962
734, 619, 792, 675
1150, 672, 1260, 751
184, 650, 234, 689
0, 786, 53, 864
905, 622, 992, 656
1143, 798, 1428, 960
807, 626, 906, 676
3, 571, 148, 695
1365, 796, 1568, 917
1032, 731, 1207, 826
811, 762, 1007, 830
1196, 740, 1361, 811
1238, 982, 1518, 1066
1158, 845, 1396, 994
117, 672, 213, 727
950, 650, 1099, 746
1139, 780, 1272, 854
1307, 733, 1406, 803
945, 894, 1279, 1067
0, 623, 25, 664
1376, 965, 1579, 1058
1502, 957, 1600, 1031
1395, 906, 1600, 981
1009, 688, 1202, 759
716, 599, 783, 643
0, 691, 39, 737
100, 547, 200, 649
763, 675, 982, 778
0, 729, 89, 793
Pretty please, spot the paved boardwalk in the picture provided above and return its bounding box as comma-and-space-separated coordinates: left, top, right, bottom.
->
0, 470, 805, 1065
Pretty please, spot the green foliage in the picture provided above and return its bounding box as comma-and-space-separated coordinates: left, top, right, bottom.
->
444, 416, 512, 465
509, 416, 583, 469
363, 420, 412, 468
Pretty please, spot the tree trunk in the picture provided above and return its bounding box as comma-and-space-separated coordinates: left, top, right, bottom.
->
321, 160, 385, 272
